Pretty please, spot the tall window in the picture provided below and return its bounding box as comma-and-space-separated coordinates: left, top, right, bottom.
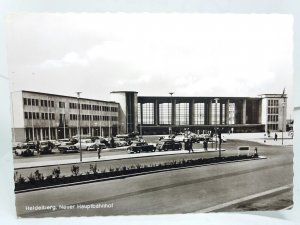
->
194, 103, 205, 125
142, 103, 154, 124
228, 103, 235, 124
211, 102, 220, 124
221, 104, 226, 124
159, 103, 172, 125
176, 103, 189, 125
137, 103, 141, 124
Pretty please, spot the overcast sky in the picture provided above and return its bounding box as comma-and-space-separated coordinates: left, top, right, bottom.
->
6, 13, 293, 116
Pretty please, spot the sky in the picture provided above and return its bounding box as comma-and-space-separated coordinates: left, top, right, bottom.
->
6, 13, 294, 117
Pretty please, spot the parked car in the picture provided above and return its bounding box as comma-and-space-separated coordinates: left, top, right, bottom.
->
39, 141, 54, 154
58, 138, 71, 146
74, 139, 95, 150
127, 142, 156, 153
114, 138, 128, 147
58, 142, 79, 153
156, 139, 182, 151
49, 140, 61, 147
15, 143, 36, 156
86, 140, 106, 151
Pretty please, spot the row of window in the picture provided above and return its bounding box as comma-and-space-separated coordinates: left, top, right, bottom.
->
24, 112, 55, 120
267, 124, 278, 131
23, 98, 55, 107
268, 115, 279, 122
137, 102, 236, 125
23, 98, 118, 112
69, 114, 117, 121
268, 107, 279, 114
268, 99, 279, 107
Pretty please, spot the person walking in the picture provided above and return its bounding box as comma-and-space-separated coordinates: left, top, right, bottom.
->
36, 140, 40, 155
274, 133, 278, 141
97, 145, 102, 159
189, 139, 194, 153
203, 140, 208, 151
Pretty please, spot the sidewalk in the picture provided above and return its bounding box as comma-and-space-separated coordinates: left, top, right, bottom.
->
14, 148, 225, 169
224, 132, 293, 146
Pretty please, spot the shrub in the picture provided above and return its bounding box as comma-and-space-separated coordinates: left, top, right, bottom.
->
89, 164, 97, 175
71, 165, 79, 176
15, 173, 26, 185
52, 167, 61, 179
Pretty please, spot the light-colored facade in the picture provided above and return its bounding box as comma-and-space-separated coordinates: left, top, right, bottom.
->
11, 90, 288, 142
11, 91, 119, 142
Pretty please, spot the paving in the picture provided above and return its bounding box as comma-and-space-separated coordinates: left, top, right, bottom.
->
14, 148, 225, 169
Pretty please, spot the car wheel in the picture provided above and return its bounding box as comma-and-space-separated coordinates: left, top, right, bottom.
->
164, 147, 168, 151
152, 148, 156, 152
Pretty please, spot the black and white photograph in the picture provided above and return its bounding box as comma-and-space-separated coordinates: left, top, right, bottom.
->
6, 13, 294, 217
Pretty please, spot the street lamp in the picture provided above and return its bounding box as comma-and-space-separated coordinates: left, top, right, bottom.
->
282, 100, 286, 145
214, 98, 220, 157
169, 92, 174, 136
76, 92, 82, 162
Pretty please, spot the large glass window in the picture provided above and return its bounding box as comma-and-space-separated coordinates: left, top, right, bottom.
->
194, 103, 205, 125
228, 103, 235, 124
142, 103, 154, 124
211, 102, 220, 124
159, 103, 172, 125
137, 103, 141, 124
176, 103, 189, 125
221, 104, 226, 124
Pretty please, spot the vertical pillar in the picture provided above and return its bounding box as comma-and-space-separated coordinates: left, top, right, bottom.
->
208, 100, 212, 125
140, 103, 143, 125
154, 100, 159, 125
40, 128, 43, 141
171, 98, 176, 126
189, 99, 194, 125
55, 128, 58, 140
220, 101, 223, 125
225, 99, 230, 125
242, 99, 247, 124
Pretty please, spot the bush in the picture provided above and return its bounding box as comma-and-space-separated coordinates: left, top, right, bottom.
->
52, 167, 61, 179
71, 165, 79, 176
90, 164, 97, 175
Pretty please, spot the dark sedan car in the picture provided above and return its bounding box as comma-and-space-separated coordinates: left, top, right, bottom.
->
127, 142, 156, 154
156, 139, 182, 151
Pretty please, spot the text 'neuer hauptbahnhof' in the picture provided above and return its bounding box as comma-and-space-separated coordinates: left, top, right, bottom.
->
11, 90, 287, 142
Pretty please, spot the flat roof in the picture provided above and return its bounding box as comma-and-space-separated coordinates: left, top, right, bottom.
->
17, 90, 119, 104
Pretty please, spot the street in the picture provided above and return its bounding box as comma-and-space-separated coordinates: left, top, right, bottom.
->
14, 138, 293, 217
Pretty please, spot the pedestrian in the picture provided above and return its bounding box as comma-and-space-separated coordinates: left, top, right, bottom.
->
36, 140, 40, 155
267, 130, 270, 137
97, 145, 102, 159
203, 140, 208, 151
274, 133, 278, 141
189, 139, 194, 153
110, 137, 115, 148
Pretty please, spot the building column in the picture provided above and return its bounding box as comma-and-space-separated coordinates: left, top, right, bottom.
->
242, 99, 247, 124
220, 101, 223, 125
189, 99, 194, 125
225, 99, 230, 125
154, 100, 159, 125
208, 100, 212, 125
171, 98, 176, 126
40, 128, 43, 141
140, 103, 144, 125
55, 128, 58, 140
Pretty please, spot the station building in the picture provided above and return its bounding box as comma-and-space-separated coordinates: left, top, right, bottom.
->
11, 90, 119, 142
11, 90, 287, 142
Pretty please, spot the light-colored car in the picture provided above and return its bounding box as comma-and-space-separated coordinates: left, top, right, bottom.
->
114, 138, 128, 147
58, 142, 79, 153
15, 143, 35, 156
74, 139, 95, 150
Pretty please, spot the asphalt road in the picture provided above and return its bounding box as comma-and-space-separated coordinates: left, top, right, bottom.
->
15, 139, 293, 217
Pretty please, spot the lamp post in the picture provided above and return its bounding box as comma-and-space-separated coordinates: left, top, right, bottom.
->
214, 98, 220, 156
76, 92, 82, 162
282, 100, 285, 145
169, 92, 174, 136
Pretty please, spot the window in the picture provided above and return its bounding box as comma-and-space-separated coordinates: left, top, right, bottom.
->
194, 103, 205, 125
59, 102, 65, 108
23, 98, 27, 105
159, 103, 172, 125
138, 103, 141, 124
36, 99, 39, 106
28, 99, 32, 105
211, 102, 220, 125
176, 103, 189, 125
142, 103, 154, 124
24, 112, 28, 119
228, 103, 235, 125
28, 112, 32, 119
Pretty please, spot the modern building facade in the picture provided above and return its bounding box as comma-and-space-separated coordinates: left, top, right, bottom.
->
10, 90, 287, 142
11, 91, 119, 142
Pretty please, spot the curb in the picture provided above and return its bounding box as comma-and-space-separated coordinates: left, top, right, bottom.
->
15, 156, 266, 194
